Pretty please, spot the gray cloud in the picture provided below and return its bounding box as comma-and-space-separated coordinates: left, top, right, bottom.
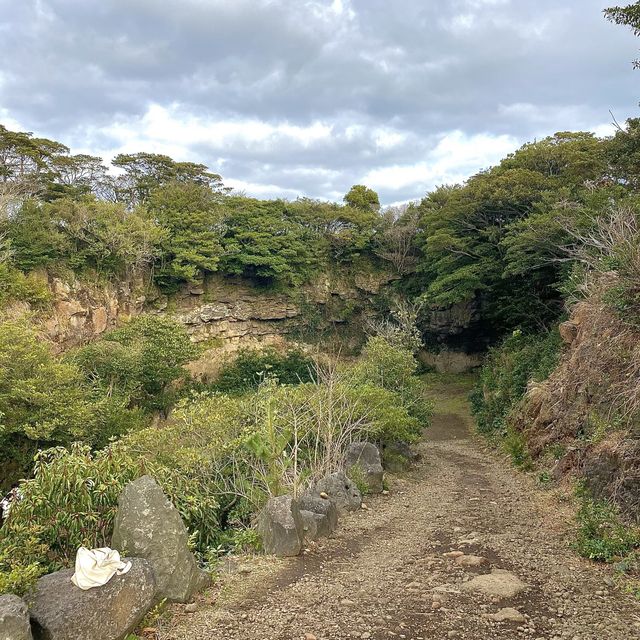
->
0, 0, 637, 204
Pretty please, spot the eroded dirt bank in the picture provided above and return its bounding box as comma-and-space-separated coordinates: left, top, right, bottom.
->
160, 377, 640, 640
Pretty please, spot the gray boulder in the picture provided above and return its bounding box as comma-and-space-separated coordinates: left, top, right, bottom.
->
111, 475, 208, 603
313, 471, 362, 512
299, 510, 319, 541
298, 494, 338, 537
26, 559, 155, 640
0, 594, 32, 640
345, 442, 384, 494
382, 440, 419, 472
257, 495, 304, 557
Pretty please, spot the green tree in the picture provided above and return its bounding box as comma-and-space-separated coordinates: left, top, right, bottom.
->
146, 181, 226, 287
112, 152, 226, 207
0, 322, 96, 487
89, 316, 198, 411
416, 133, 610, 339
343, 184, 381, 212
605, 3, 640, 67
220, 197, 318, 284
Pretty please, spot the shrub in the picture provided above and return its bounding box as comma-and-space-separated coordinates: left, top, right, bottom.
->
0, 444, 142, 595
0, 321, 97, 487
574, 486, 640, 562
470, 328, 561, 437
0, 263, 51, 308
349, 336, 433, 428
74, 315, 198, 412
213, 347, 315, 394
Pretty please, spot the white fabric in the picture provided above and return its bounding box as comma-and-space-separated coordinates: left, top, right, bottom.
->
71, 547, 132, 590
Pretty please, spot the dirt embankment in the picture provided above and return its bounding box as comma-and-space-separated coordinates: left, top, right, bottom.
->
157, 376, 640, 640
513, 296, 640, 523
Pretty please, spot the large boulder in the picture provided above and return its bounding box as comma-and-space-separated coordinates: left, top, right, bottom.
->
298, 494, 338, 537
26, 559, 155, 640
111, 476, 208, 603
313, 471, 362, 512
257, 495, 304, 557
0, 594, 32, 640
345, 442, 384, 494
382, 440, 420, 472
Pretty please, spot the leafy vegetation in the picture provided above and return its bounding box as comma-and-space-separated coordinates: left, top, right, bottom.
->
0, 334, 430, 595
213, 347, 315, 394
470, 329, 561, 438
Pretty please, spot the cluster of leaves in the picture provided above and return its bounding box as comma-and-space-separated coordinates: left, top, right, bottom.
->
470, 329, 561, 439
212, 347, 316, 394
0, 316, 198, 490
574, 484, 640, 563
414, 132, 611, 341
0, 123, 409, 293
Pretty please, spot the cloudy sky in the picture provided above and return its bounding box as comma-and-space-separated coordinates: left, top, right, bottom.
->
0, 0, 638, 204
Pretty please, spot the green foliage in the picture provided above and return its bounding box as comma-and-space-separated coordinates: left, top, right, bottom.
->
502, 426, 532, 469
350, 336, 433, 430
5, 198, 162, 276
74, 315, 198, 412
605, 3, 640, 67
343, 185, 380, 212
416, 133, 610, 339
147, 181, 225, 287
0, 262, 51, 308
213, 348, 315, 394
0, 322, 97, 483
0, 444, 142, 594
574, 485, 640, 562
111, 152, 225, 208
470, 328, 561, 437
220, 197, 319, 285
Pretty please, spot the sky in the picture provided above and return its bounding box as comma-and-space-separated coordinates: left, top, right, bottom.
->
0, 0, 638, 205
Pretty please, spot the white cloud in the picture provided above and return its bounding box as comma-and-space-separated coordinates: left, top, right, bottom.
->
361, 130, 518, 192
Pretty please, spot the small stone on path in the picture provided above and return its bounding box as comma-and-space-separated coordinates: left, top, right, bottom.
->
487, 607, 526, 623
462, 569, 527, 599
455, 554, 486, 567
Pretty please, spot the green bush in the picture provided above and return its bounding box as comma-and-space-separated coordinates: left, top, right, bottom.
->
470, 328, 561, 437
213, 347, 315, 394
0, 263, 51, 308
349, 336, 433, 429
0, 444, 142, 595
0, 322, 98, 487
73, 315, 198, 412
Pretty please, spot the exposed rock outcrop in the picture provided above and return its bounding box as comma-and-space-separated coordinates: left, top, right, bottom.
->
111, 476, 208, 603
26, 559, 156, 640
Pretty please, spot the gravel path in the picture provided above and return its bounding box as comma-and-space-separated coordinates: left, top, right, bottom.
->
159, 379, 640, 640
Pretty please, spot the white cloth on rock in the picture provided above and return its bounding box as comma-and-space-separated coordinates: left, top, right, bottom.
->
71, 546, 132, 590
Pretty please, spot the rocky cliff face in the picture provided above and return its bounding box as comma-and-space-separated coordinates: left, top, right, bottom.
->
9, 269, 395, 371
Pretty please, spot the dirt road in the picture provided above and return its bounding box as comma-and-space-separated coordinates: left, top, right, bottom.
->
160, 376, 640, 640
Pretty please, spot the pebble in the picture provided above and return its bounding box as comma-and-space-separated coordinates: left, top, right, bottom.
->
184, 603, 198, 613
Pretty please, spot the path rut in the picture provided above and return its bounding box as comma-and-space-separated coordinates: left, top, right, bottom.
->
160, 379, 640, 640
